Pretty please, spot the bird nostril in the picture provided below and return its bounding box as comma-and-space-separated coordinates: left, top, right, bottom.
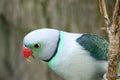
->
25, 45, 27, 47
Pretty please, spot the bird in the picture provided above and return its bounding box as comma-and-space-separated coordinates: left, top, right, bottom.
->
22, 28, 119, 80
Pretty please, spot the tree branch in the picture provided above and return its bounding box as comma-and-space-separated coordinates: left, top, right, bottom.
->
99, 0, 110, 26
99, 0, 120, 80
113, 0, 120, 25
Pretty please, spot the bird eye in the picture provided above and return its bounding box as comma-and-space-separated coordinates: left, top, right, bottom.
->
34, 44, 40, 48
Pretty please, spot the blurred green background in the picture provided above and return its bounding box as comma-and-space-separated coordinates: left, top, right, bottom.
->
0, 0, 115, 80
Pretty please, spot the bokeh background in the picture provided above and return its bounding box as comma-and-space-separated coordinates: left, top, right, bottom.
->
0, 0, 115, 80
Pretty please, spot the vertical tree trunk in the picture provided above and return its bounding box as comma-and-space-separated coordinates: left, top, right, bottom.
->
99, 0, 120, 80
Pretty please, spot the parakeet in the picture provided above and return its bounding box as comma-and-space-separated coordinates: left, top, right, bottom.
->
22, 28, 118, 80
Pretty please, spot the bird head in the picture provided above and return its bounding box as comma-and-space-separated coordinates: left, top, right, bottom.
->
22, 28, 59, 62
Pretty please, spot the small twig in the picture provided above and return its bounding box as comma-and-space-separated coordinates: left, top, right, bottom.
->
99, 0, 110, 26
112, 0, 120, 32
113, 0, 120, 23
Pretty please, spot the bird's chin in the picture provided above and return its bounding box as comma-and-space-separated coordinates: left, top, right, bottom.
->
25, 55, 34, 62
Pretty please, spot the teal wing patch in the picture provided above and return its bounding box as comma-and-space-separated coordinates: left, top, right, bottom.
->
76, 34, 109, 60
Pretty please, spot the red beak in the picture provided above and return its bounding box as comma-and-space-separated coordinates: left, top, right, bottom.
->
22, 45, 33, 61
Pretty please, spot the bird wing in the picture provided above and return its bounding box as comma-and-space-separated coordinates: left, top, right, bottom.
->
76, 34, 109, 60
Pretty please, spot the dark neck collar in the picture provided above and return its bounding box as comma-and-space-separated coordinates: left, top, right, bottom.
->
44, 32, 60, 62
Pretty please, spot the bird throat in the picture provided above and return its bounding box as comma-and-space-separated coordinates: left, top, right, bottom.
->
44, 32, 60, 62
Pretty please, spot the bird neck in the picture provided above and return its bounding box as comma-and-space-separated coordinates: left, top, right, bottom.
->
44, 32, 61, 62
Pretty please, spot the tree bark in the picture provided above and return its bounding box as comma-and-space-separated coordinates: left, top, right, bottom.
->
99, 0, 120, 80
